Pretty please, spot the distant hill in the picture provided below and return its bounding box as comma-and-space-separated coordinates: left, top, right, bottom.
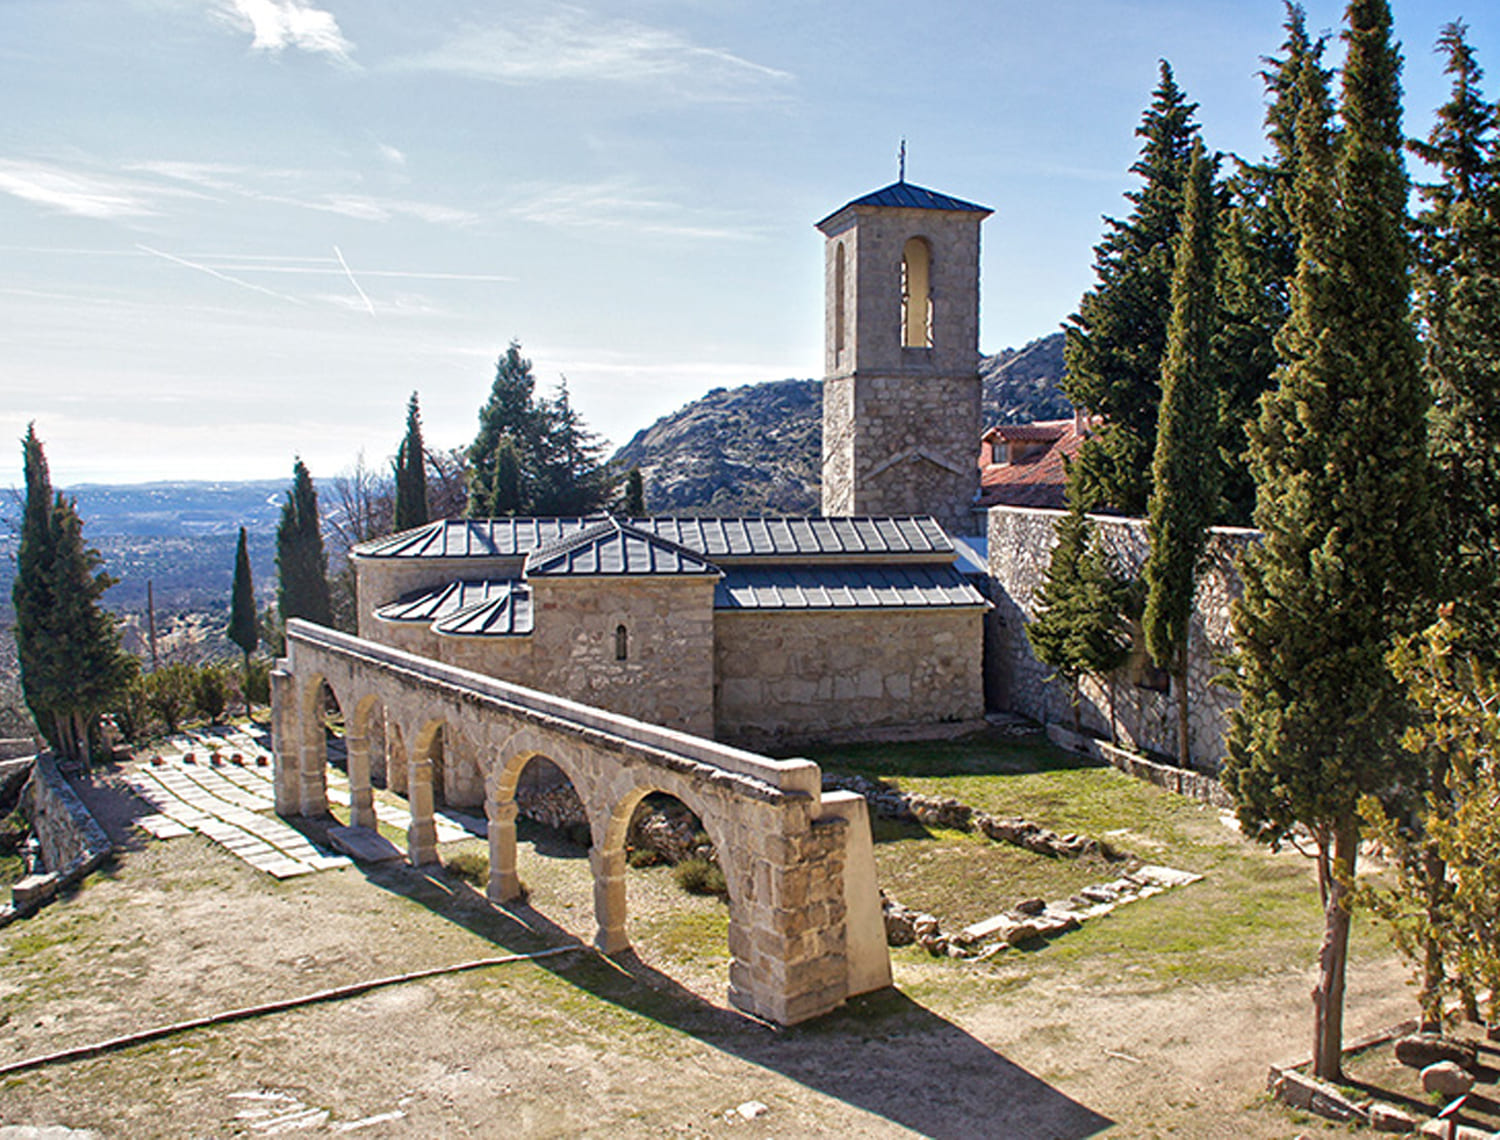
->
612, 332, 1069, 516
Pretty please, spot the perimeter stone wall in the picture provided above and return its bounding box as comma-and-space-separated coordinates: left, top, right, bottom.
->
714, 608, 984, 750
987, 505, 1258, 772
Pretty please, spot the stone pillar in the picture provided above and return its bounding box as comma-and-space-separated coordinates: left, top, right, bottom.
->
299, 711, 329, 819
591, 846, 629, 954
486, 797, 522, 903
270, 666, 299, 817
346, 732, 376, 830
406, 758, 439, 866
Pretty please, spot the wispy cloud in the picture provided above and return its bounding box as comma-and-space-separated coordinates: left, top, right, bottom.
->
398, 7, 792, 102
219, 0, 355, 65
507, 178, 760, 241
0, 160, 195, 220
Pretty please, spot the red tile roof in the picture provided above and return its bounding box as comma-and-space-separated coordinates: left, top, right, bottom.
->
978, 417, 1087, 510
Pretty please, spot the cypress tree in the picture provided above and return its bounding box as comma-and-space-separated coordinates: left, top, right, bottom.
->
1222, 0, 1432, 1080
1063, 61, 1202, 516
1215, 3, 1328, 525
13, 425, 64, 749
485, 435, 525, 517
622, 467, 646, 517
1410, 21, 1500, 655
393, 391, 430, 532
276, 458, 333, 629
1143, 139, 1221, 769
1027, 496, 1133, 732
228, 526, 257, 716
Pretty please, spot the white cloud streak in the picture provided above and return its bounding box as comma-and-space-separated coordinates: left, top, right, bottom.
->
221, 0, 355, 64
0, 160, 190, 219
332, 244, 374, 315
506, 178, 760, 241
399, 7, 791, 101
135, 243, 305, 304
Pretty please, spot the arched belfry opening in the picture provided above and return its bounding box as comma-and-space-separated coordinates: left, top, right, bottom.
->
834, 241, 847, 359
900, 237, 933, 349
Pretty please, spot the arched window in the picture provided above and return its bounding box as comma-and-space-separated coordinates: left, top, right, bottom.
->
834, 242, 847, 357
615, 624, 628, 662
900, 237, 933, 348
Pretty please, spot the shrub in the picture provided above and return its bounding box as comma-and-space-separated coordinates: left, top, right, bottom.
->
627, 847, 659, 869
192, 665, 230, 723
444, 849, 488, 887
144, 664, 195, 732
673, 857, 727, 897
243, 657, 272, 706
0, 808, 29, 857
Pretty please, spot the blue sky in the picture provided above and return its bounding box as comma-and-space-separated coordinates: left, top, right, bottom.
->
2, 0, 1495, 487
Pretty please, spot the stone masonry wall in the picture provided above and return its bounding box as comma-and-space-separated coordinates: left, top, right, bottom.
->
714, 608, 984, 751
988, 505, 1258, 772
26, 755, 112, 881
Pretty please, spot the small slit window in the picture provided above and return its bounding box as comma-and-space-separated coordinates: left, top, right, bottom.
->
901, 237, 933, 348
834, 242, 847, 356
615, 624, 628, 661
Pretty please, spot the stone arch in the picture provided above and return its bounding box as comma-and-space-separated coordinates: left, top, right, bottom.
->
294, 672, 349, 818
595, 775, 746, 961
484, 732, 597, 907
901, 235, 933, 348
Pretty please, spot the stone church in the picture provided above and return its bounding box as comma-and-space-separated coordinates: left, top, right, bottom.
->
351, 179, 997, 753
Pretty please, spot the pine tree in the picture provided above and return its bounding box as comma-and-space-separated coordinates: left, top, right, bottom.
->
468, 342, 542, 518
1063, 61, 1203, 516
1027, 496, 1133, 732
1143, 139, 1221, 768
1222, 0, 1432, 1080
622, 467, 646, 517
485, 436, 525, 517
393, 391, 430, 532
276, 458, 333, 629
228, 526, 257, 716
1410, 21, 1500, 655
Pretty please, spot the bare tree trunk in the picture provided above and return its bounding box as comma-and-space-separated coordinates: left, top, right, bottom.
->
1312, 816, 1360, 1081
1419, 839, 1447, 1030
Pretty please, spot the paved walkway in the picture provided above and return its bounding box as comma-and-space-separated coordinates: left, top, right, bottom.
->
125, 729, 484, 877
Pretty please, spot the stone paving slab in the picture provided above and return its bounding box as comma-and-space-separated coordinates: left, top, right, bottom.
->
124, 764, 347, 879
326, 825, 405, 864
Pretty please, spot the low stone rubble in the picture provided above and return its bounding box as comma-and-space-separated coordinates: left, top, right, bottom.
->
823, 772, 1119, 861
881, 864, 1202, 958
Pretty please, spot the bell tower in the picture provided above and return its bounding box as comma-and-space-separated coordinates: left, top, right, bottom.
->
817, 179, 991, 535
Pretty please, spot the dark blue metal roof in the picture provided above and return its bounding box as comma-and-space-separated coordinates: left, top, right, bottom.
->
817, 180, 992, 229
715, 565, 987, 611
525, 518, 721, 578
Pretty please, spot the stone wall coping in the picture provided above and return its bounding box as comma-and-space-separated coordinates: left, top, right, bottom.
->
985, 502, 1260, 540
286, 620, 822, 798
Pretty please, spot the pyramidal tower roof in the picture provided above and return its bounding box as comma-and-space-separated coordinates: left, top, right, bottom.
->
816, 180, 992, 231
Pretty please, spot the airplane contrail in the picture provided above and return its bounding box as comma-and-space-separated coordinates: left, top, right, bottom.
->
135, 243, 304, 305
333, 244, 375, 315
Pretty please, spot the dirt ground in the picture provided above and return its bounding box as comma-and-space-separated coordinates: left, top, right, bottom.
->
0, 762, 1418, 1140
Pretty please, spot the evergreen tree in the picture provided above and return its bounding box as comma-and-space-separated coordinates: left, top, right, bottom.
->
13, 424, 62, 747
1027, 496, 1133, 732
276, 458, 333, 629
1410, 22, 1500, 655
1143, 139, 1222, 768
12, 425, 131, 760
485, 435, 525, 517
1222, 0, 1432, 1081
228, 526, 257, 716
468, 342, 542, 518
531, 379, 609, 517
1063, 61, 1203, 516
1215, 4, 1328, 524
393, 391, 430, 532
622, 467, 647, 517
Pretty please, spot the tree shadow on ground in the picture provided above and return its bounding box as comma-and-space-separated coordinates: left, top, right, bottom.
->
334, 829, 1112, 1140
796, 726, 1107, 782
